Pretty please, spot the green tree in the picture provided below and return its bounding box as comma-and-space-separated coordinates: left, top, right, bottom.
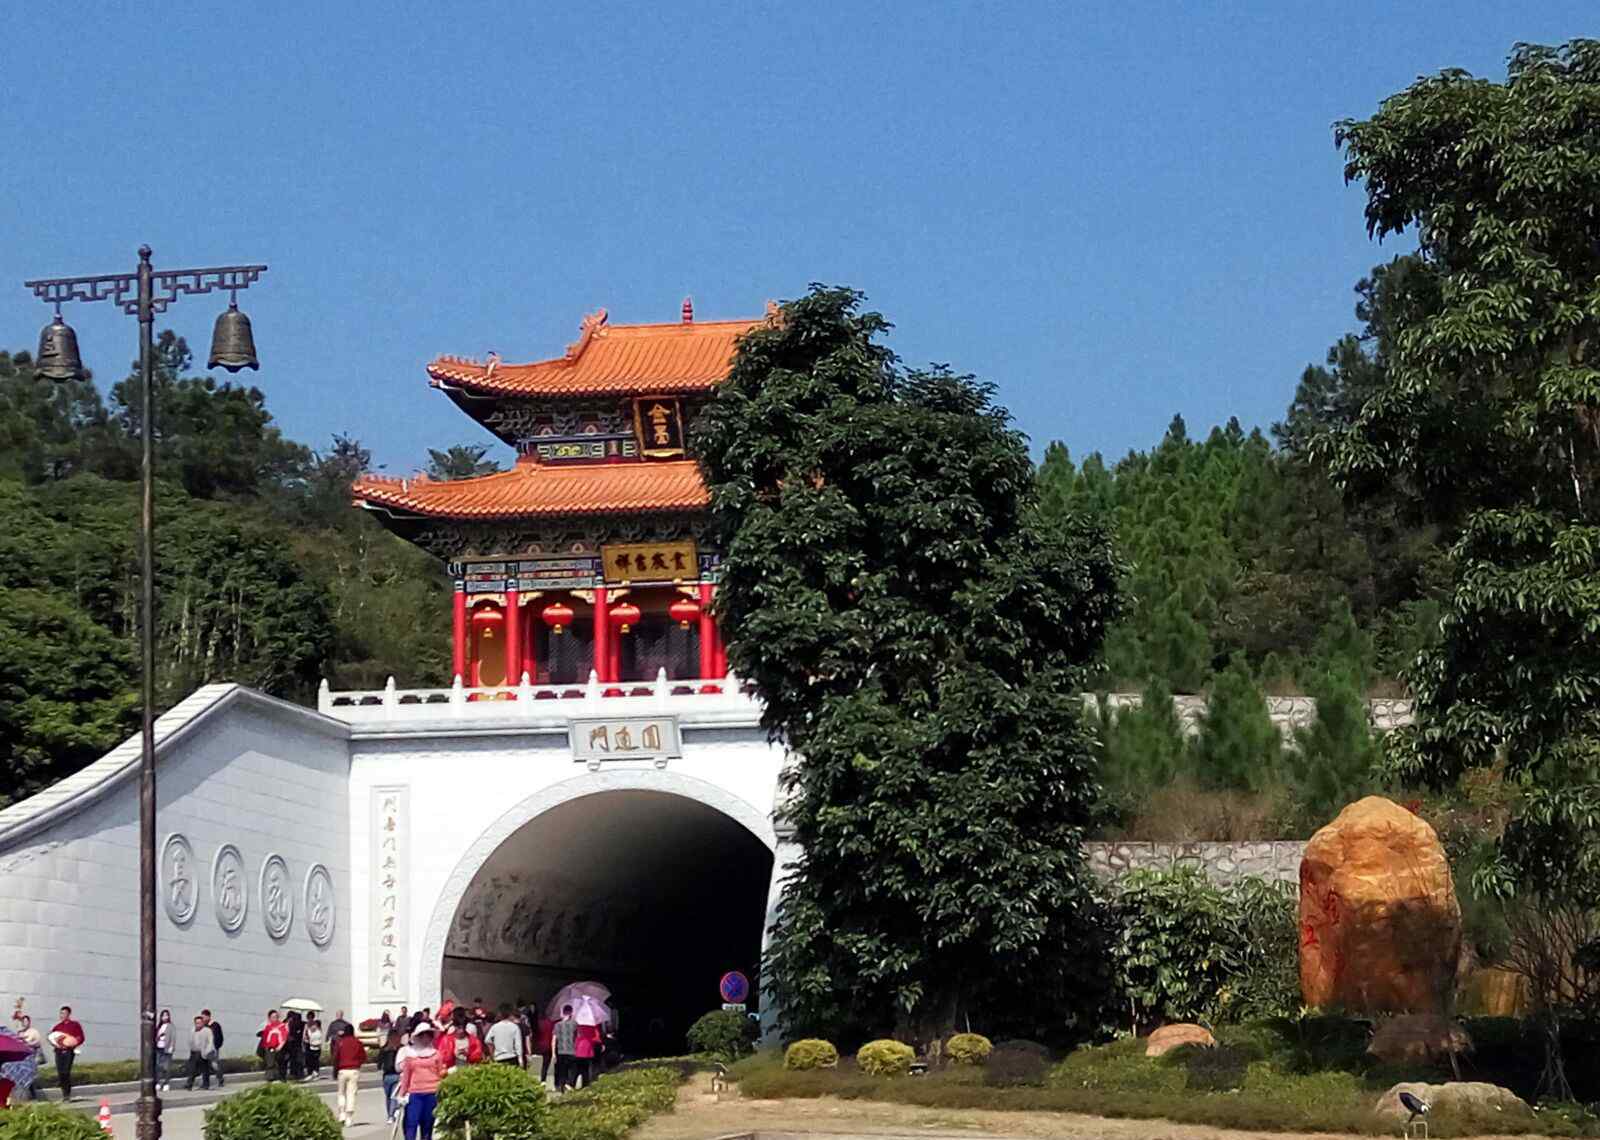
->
425, 443, 503, 481
1332, 38, 1600, 1098
1191, 657, 1281, 794
1097, 677, 1189, 819
1289, 666, 1382, 827
695, 286, 1121, 1043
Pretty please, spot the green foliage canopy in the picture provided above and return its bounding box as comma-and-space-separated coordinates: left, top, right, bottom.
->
695, 286, 1121, 1041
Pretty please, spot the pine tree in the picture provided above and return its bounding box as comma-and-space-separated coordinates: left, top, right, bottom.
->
1192, 657, 1281, 794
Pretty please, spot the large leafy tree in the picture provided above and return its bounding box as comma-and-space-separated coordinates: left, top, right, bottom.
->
426, 443, 503, 481
695, 287, 1121, 1042
1331, 39, 1600, 1096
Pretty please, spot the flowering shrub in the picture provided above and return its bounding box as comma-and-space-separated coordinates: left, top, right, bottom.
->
784, 1039, 840, 1070
856, 1039, 916, 1077
945, 1033, 993, 1065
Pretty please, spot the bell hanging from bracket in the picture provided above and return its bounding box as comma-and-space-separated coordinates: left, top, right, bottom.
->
36, 309, 85, 382
208, 295, 259, 372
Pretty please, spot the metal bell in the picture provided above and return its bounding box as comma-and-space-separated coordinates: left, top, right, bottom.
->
208, 302, 259, 371
36, 314, 85, 381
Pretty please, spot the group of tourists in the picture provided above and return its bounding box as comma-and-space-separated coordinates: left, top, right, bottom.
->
153, 1008, 225, 1091
254, 1007, 340, 1081
0, 1006, 83, 1106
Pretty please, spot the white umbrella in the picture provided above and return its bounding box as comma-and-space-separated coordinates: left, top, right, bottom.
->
281, 997, 323, 1013
574, 995, 611, 1028
547, 982, 610, 1021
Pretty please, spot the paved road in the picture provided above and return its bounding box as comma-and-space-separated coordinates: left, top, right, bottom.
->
91, 1085, 397, 1140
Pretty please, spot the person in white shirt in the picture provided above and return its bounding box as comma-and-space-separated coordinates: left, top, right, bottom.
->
485, 1005, 525, 1066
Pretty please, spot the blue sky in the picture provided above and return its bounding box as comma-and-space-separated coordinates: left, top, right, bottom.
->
3, 3, 1592, 473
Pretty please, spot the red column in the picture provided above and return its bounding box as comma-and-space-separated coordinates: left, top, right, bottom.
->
452, 581, 467, 683
593, 586, 611, 682
698, 583, 716, 681
524, 602, 539, 684
505, 584, 522, 687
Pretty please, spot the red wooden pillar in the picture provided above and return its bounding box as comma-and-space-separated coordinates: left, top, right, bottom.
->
505, 583, 522, 687
524, 601, 539, 684
697, 583, 716, 681
593, 586, 611, 682
451, 581, 467, 683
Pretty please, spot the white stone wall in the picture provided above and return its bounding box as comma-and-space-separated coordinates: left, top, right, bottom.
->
1084, 840, 1307, 888
0, 687, 352, 1062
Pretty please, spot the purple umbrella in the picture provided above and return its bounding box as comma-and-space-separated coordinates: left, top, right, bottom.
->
0, 1029, 37, 1091
0, 1031, 30, 1063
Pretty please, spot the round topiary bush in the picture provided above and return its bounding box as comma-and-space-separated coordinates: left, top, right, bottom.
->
945, 1032, 993, 1065
686, 1009, 759, 1061
783, 1039, 840, 1070
984, 1042, 1049, 1087
0, 1103, 106, 1139
856, 1038, 915, 1077
436, 1061, 550, 1139
202, 1081, 341, 1140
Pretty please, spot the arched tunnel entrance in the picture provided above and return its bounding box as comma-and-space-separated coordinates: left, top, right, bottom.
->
440, 789, 774, 1057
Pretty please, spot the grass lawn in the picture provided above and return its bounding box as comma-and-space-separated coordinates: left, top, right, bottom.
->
728, 1020, 1600, 1137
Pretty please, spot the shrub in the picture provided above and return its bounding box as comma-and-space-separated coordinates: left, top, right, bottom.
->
0, 1103, 105, 1140
686, 1009, 758, 1062
784, 1039, 840, 1070
985, 1043, 1048, 1087
202, 1082, 341, 1140
856, 1039, 916, 1077
945, 1032, 993, 1065
544, 1067, 681, 1140
435, 1061, 549, 1140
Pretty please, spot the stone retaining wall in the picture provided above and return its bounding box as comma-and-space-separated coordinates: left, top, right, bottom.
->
1084, 839, 1307, 888
1088, 694, 1414, 737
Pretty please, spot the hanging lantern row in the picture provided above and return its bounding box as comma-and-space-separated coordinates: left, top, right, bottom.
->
669, 598, 701, 629
541, 601, 574, 635
608, 602, 642, 634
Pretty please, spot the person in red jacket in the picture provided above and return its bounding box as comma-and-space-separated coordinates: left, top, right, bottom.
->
332, 1025, 366, 1126
49, 1007, 85, 1101
259, 1011, 290, 1081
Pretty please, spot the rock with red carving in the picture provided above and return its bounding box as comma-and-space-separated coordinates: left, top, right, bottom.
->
1299, 796, 1461, 1014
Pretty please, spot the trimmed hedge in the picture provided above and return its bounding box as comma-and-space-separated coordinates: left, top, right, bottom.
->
436, 1062, 550, 1140
544, 1066, 681, 1140
0, 1103, 106, 1139
202, 1082, 341, 1140
784, 1039, 840, 1070
856, 1039, 915, 1077
946, 1033, 993, 1066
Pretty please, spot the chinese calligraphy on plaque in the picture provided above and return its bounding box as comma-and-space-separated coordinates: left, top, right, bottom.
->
632, 397, 685, 456
570, 716, 682, 765
369, 787, 409, 1003
599, 540, 698, 584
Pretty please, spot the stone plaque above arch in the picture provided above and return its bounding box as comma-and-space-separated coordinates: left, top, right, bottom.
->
260, 854, 294, 941
304, 863, 336, 947
211, 844, 248, 933
161, 833, 198, 927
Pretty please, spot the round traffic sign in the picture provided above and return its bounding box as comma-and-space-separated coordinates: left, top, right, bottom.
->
719, 970, 750, 1004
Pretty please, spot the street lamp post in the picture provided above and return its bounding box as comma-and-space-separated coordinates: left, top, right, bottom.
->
23, 248, 267, 1140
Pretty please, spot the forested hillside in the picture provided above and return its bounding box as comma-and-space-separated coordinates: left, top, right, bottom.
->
0, 259, 1436, 813
0, 334, 458, 806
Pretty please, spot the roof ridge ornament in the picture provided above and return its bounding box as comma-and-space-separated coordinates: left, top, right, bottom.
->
484, 351, 499, 377
564, 308, 608, 361
682, 297, 694, 324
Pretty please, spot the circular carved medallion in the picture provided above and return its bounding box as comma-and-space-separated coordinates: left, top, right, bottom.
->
304, 864, 336, 947
161, 834, 198, 926
260, 854, 294, 940
211, 844, 248, 933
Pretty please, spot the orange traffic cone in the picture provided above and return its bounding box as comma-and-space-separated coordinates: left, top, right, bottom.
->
98, 1097, 113, 1134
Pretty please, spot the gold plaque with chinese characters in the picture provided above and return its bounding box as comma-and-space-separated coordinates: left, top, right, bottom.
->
601, 540, 699, 584
632, 397, 686, 457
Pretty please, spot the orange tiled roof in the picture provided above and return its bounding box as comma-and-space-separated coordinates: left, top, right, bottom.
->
351, 460, 709, 520
427, 308, 764, 398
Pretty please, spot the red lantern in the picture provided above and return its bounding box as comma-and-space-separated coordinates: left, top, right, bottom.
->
668, 597, 701, 629
541, 601, 574, 635
608, 601, 641, 634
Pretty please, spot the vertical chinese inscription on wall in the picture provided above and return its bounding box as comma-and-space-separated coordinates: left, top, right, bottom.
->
369, 786, 409, 1003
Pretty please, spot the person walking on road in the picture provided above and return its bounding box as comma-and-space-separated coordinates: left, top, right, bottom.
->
533, 1009, 555, 1085
397, 1019, 444, 1140
377, 1027, 404, 1124
154, 1010, 174, 1092
486, 1005, 524, 1067
551, 1005, 578, 1092
332, 1023, 366, 1126
203, 1010, 225, 1087
185, 1015, 218, 1090
49, 1006, 84, 1101
304, 1015, 325, 1080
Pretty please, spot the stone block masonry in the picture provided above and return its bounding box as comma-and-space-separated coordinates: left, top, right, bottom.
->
1084, 840, 1308, 888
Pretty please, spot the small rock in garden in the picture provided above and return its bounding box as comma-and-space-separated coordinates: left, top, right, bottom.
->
1145, 1023, 1216, 1056
1375, 1081, 1532, 1120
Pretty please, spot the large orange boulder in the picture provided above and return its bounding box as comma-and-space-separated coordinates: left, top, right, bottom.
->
1299, 796, 1461, 1014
